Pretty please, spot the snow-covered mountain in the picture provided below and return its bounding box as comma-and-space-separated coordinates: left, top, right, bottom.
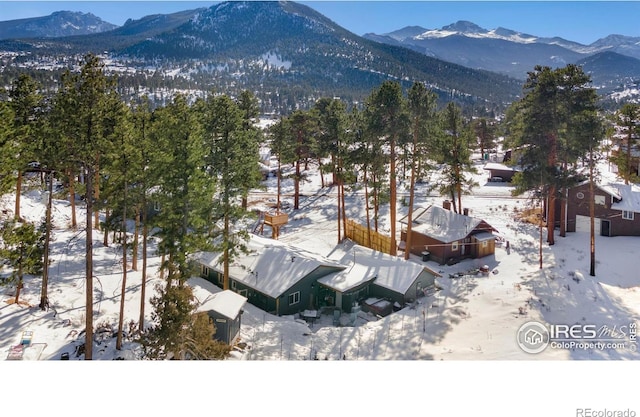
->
364, 20, 640, 81
0, 11, 118, 39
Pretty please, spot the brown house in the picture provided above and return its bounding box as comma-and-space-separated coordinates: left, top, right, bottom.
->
400, 203, 499, 265
566, 181, 640, 237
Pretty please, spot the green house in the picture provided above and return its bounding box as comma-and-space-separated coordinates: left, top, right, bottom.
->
317, 241, 441, 314
194, 235, 345, 316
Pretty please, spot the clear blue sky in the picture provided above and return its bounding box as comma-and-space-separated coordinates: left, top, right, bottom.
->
1, 1, 639, 45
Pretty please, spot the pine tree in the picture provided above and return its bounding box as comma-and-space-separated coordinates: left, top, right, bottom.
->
151, 94, 215, 284
405, 82, 438, 259
131, 96, 155, 332
0, 101, 16, 195
436, 102, 477, 215
314, 98, 349, 240
50, 53, 116, 359
0, 220, 45, 305
7, 74, 44, 221
201, 93, 261, 290
472, 118, 497, 160
506, 64, 601, 246
142, 283, 230, 360
364, 81, 409, 255
287, 109, 319, 210
612, 103, 640, 185
268, 117, 296, 221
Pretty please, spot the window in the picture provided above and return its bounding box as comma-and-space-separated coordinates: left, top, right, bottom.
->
482, 240, 488, 248
201, 266, 209, 277
153, 201, 160, 212
595, 195, 606, 206
451, 241, 459, 251
576, 192, 585, 200
288, 291, 300, 305
231, 281, 237, 290
623, 211, 634, 220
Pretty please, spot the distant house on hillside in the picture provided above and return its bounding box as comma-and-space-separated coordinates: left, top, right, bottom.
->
197, 290, 247, 345
400, 202, 499, 265
194, 235, 345, 316
316, 242, 440, 313
565, 181, 640, 236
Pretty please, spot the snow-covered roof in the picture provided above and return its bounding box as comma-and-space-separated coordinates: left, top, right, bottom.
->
400, 205, 494, 243
575, 180, 640, 212
193, 235, 345, 299
197, 290, 247, 320
318, 242, 439, 295
609, 183, 640, 213
473, 232, 496, 242
483, 162, 516, 172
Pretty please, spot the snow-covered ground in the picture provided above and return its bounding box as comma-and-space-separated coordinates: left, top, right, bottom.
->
1, 151, 639, 415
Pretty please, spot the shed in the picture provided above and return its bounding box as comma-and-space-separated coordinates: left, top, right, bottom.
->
197, 290, 247, 345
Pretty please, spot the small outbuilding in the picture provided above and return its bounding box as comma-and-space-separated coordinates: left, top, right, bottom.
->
197, 290, 247, 345
483, 162, 519, 182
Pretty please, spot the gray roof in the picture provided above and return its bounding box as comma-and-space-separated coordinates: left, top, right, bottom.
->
198, 290, 247, 320
193, 235, 344, 299
318, 241, 440, 295
400, 205, 493, 243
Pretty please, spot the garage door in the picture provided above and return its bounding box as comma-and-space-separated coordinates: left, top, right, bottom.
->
575, 215, 600, 233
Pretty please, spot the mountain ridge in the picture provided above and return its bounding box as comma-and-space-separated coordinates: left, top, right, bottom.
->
0, 1, 522, 112
0, 11, 118, 39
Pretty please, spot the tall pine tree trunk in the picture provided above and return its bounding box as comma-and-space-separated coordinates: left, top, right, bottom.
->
223, 213, 230, 290
68, 169, 77, 230
373, 173, 379, 232
117, 182, 127, 350
94, 158, 100, 229
39, 171, 53, 310
405, 132, 418, 260
389, 136, 397, 256
559, 188, 567, 238
103, 209, 109, 246
364, 168, 372, 248
337, 180, 342, 242
84, 165, 94, 360
589, 148, 596, 277
547, 133, 557, 245
132, 208, 139, 271
341, 180, 347, 241
14, 265, 23, 305
139, 198, 148, 332
14, 171, 22, 220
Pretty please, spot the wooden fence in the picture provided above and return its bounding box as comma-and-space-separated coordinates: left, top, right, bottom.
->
345, 219, 392, 255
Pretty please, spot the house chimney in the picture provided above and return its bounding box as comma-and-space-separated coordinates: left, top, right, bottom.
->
443, 200, 451, 211
463, 208, 469, 216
